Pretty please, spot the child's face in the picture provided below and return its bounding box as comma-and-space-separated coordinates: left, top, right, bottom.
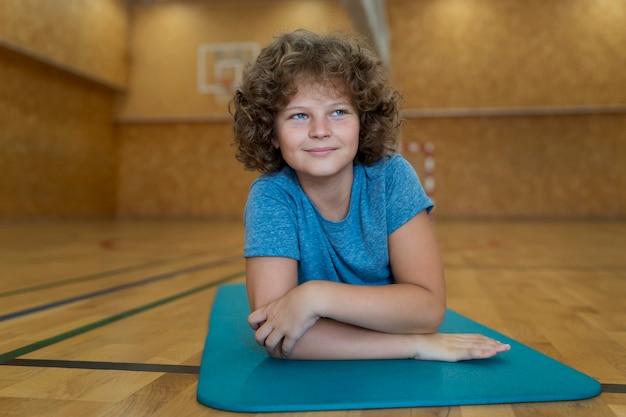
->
273, 81, 359, 184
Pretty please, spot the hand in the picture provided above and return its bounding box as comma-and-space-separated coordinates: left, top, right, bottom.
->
248, 283, 320, 358
412, 333, 511, 362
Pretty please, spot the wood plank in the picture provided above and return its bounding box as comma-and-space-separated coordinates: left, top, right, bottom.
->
0, 220, 624, 416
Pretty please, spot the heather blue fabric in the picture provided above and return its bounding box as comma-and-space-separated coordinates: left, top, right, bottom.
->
243, 154, 433, 285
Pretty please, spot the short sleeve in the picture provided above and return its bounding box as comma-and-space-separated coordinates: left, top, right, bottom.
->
385, 155, 434, 234
243, 179, 301, 260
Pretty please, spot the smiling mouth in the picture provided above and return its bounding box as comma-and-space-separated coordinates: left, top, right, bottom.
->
306, 147, 337, 155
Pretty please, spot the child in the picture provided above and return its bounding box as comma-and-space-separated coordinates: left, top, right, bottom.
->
230, 29, 510, 361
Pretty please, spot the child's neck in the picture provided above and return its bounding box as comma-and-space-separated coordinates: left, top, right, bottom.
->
298, 171, 353, 222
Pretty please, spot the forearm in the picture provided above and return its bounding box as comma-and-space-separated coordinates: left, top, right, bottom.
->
307, 280, 445, 335
268, 317, 511, 362
282, 318, 416, 360
250, 279, 510, 362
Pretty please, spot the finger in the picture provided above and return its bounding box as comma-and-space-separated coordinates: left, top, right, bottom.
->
248, 310, 266, 330
458, 334, 504, 347
248, 318, 265, 331
496, 343, 511, 352
471, 335, 511, 352
281, 336, 297, 358
491, 338, 511, 352
456, 335, 510, 360
264, 330, 286, 354
253, 323, 272, 346
267, 343, 283, 358
463, 347, 496, 360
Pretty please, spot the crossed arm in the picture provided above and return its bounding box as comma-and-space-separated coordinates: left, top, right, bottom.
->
246, 211, 510, 361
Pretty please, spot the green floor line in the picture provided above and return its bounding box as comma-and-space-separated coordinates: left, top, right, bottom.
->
0, 272, 244, 364
0, 246, 241, 298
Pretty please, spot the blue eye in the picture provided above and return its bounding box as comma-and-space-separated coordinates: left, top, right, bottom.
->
331, 109, 348, 117
291, 113, 307, 120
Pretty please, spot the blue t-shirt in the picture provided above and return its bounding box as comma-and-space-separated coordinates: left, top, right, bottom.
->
243, 154, 433, 285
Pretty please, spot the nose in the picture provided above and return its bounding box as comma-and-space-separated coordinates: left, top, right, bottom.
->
309, 117, 331, 140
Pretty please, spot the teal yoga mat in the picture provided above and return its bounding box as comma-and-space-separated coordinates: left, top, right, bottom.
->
197, 284, 600, 412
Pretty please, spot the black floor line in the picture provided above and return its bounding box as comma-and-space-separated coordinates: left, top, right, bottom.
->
0, 255, 241, 322
2, 358, 200, 374
0, 272, 243, 364
601, 383, 626, 394
0, 248, 240, 298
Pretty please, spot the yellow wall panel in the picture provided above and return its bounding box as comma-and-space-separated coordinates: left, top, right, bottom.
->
401, 113, 626, 219
388, 0, 626, 109
117, 0, 353, 119
117, 123, 257, 218
0, 0, 129, 88
0, 47, 118, 218
388, 0, 626, 219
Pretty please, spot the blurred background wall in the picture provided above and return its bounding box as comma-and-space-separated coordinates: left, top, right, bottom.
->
1, 0, 625, 220
391, 0, 626, 219
0, 0, 127, 217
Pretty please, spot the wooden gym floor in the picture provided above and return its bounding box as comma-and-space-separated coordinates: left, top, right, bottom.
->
0, 219, 625, 417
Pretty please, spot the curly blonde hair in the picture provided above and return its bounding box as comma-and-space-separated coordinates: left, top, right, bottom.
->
230, 29, 401, 173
